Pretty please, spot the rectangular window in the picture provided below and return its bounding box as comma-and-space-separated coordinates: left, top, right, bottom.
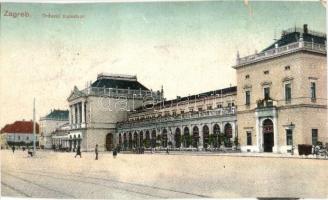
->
198, 107, 203, 112
285, 83, 291, 102
217, 104, 222, 109
207, 105, 212, 110
264, 87, 270, 100
247, 132, 252, 145
245, 91, 250, 105
311, 82, 316, 100
312, 129, 318, 145
180, 110, 184, 114
286, 129, 293, 145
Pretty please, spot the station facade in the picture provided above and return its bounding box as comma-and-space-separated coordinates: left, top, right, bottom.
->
56, 25, 327, 153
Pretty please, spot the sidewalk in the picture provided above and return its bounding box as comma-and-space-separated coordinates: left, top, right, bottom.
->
120, 150, 328, 160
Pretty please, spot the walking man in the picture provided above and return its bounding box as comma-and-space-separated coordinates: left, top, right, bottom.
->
113, 148, 117, 159
75, 146, 82, 158
95, 144, 98, 160
12, 146, 15, 154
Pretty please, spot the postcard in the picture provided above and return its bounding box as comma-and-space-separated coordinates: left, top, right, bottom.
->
1, 0, 327, 199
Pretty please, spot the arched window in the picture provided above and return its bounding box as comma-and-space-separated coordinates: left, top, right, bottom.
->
162, 129, 168, 147
192, 126, 199, 148
203, 125, 209, 148
183, 127, 190, 147
175, 128, 181, 148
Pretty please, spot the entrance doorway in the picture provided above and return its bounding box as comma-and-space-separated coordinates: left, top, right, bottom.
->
262, 119, 274, 152
105, 133, 113, 151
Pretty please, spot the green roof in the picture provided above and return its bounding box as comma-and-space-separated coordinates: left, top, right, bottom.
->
44, 109, 69, 120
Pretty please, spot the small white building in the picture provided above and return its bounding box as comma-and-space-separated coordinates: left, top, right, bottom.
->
0, 120, 40, 148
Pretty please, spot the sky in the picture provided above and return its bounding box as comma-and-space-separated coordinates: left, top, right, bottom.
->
0, 1, 326, 127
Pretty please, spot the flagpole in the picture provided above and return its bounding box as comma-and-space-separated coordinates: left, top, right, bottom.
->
33, 98, 36, 155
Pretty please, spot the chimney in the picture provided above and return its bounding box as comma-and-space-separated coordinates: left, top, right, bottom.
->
303, 24, 308, 34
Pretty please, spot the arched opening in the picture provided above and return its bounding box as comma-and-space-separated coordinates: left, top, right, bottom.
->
175, 128, 181, 148
224, 123, 233, 147
123, 133, 127, 149
105, 133, 113, 151
145, 131, 150, 148
203, 125, 209, 149
151, 130, 156, 148
183, 127, 190, 148
139, 131, 144, 147
213, 124, 220, 148
128, 132, 132, 149
162, 129, 168, 148
263, 119, 274, 152
192, 126, 200, 148
133, 132, 138, 148
118, 133, 122, 146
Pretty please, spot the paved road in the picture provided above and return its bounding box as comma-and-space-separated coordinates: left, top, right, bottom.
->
1, 150, 328, 199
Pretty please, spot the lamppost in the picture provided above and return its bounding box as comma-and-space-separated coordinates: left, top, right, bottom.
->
33, 98, 36, 155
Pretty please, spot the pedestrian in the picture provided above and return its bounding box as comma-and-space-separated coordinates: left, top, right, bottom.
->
27, 147, 33, 157
166, 147, 169, 154
113, 148, 117, 159
95, 144, 98, 160
75, 146, 82, 158
12, 146, 15, 154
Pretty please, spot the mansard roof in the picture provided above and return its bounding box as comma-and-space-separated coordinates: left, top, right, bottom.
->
262, 25, 326, 52
91, 73, 149, 91
134, 86, 237, 112
42, 109, 69, 121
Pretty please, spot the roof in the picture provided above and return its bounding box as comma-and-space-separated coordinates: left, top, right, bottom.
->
42, 109, 69, 121
262, 24, 326, 52
0, 121, 40, 134
91, 74, 149, 90
134, 86, 237, 112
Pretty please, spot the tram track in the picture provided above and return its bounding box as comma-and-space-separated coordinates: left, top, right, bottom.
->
1, 181, 32, 197
2, 171, 77, 198
5, 170, 165, 199
9, 169, 212, 198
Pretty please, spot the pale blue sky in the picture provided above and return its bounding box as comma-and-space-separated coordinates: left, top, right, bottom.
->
0, 1, 326, 126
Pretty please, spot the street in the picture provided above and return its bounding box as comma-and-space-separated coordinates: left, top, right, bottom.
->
1, 150, 328, 198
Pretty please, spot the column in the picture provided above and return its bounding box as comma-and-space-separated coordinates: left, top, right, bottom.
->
76, 103, 80, 126
72, 104, 76, 125
231, 122, 236, 148
81, 101, 85, 125
255, 112, 261, 152
273, 114, 279, 153
69, 105, 72, 125
199, 125, 203, 150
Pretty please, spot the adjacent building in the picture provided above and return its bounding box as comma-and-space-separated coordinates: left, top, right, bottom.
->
0, 120, 40, 149
39, 109, 69, 149
65, 73, 162, 151
234, 25, 327, 153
